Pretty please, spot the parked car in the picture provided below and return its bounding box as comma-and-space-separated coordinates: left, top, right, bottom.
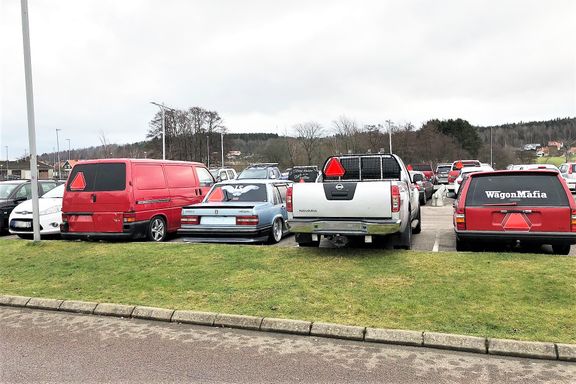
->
435, 163, 452, 184
453, 170, 576, 254
9, 184, 64, 238
209, 168, 238, 182
510, 164, 559, 171
287, 153, 420, 249
447, 160, 481, 184
0, 179, 60, 233
237, 163, 282, 180
178, 180, 290, 243
559, 163, 576, 192
408, 163, 435, 183
453, 165, 494, 195
410, 171, 434, 205
60, 159, 214, 241
288, 166, 319, 183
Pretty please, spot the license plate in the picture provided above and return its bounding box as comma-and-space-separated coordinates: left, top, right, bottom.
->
200, 216, 236, 225
13, 221, 32, 228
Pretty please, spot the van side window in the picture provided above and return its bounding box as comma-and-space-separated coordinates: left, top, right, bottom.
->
67, 163, 126, 192
196, 167, 215, 187
165, 166, 196, 188
133, 165, 166, 190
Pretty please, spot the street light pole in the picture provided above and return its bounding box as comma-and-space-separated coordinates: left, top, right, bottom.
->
386, 120, 393, 153
20, 0, 41, 242
206, 135, 210, 168
56, 128, 61, 178
66, 138, 70, 161
150, 102, 175, 160
4, 146, 8, 178
490, 126, 493, 168
221, 132, 224, 168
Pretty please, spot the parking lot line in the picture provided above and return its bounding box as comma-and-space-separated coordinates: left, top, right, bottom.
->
432, 231, 440, 252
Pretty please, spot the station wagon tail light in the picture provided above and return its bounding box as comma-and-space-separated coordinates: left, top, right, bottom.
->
61, 213, 69, 222
391, 185, 400, 213
286, 187, 293, 212
455, 207, 466, 230
181, 215, 199, 225
571, 209, 576, 232
236, 215, 259, 225
123, 212, 137, 223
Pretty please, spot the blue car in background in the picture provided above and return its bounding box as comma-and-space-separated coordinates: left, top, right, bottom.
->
178, 179, 291, 244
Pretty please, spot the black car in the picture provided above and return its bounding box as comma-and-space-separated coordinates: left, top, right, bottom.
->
0, 180, 60, 233
288, 166, 319, 183
237, 163, 282, 180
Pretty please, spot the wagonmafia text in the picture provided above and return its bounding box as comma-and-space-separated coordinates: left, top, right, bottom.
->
485, 190, 548, 199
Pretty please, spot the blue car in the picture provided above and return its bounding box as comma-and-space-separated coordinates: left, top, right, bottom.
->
178, 179, 291, 243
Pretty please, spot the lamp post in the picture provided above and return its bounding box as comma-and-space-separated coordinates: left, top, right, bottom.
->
150, 102, 175, 160
66, 138, 70, 161
386, 120, 393, 153
206, 134, 210, 168
4, 146, 8, 179
56, 129, 61, 178
220, 131, 224, 168
490, 126, 493, 168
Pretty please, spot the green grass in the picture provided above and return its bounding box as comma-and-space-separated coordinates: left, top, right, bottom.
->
1, 240, 575, 343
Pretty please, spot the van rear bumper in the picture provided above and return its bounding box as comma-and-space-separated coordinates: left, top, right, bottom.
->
287, 218, 402, 236
60, 220, 149, 240
455, 230, 576, 245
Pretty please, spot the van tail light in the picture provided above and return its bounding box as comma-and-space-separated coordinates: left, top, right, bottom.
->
236, 215, 259, 225
391, 185, 400, 213
286, 187, 293, 212
123, 212, 137, 223
571, 209, 576, 232
61, 213, 69, 223
181, 216, 199, 225
455, 207, 466, 230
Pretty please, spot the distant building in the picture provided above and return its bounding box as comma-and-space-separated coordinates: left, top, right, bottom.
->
523, 143, 541, 151
547, 141, 564, 150
226, 150, 242, 159
0, 159, 53, 181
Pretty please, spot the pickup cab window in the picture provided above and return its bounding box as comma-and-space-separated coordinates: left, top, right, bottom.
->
325, 155, 401, 181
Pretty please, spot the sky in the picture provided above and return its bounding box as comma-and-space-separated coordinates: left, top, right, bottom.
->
1, 0, 575, 159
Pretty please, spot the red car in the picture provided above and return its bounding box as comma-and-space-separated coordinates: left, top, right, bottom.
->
453, 170, 576, 254
408, 163, 435, 182
447, 160, 481, 183
61, 159, 214, 241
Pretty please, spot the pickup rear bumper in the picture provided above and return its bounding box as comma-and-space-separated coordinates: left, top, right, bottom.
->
287, 218, 402, 236
455, 230, 576, 245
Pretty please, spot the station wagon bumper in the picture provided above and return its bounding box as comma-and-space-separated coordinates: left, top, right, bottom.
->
177, 224, 273, 242
60, 220, 149, 241
455, 230, 576, 245
287, 218, 402, 236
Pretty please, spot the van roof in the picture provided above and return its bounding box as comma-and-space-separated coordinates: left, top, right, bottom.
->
468, 169, 561, 178
75, 158, 205, 167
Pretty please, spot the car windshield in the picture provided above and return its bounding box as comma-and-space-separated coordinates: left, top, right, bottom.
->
42, 184, 64, 198
205, 183, 267, 202
237, 168, 269, 179
0, 183, 19, 199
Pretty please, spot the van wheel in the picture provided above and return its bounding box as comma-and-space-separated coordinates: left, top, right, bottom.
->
148, 216, 167, 242
552, 244, 570, 255
267, 218, 284, 244
412, 207, 422, 235
394, 223, 412, 250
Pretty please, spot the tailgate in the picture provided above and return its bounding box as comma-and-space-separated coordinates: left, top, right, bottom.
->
465, 206, 571, 232
292, 181, 392, 218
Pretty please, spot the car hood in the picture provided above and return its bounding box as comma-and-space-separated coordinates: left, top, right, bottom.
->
11, 198, 62, 214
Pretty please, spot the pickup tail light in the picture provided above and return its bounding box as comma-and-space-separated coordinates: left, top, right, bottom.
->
571, 210, 576, 232
286, 187, 293, 212
181, 215, 200, 225
391, 185, 400, 213
123, 212, 137, 223
455, 207, 466, 230
236, 215, 259, 225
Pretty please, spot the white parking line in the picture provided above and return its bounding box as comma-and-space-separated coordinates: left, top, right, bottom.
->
432, 231, 440, 252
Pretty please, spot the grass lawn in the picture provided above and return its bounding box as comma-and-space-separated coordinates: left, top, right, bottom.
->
1, 239, 575, 343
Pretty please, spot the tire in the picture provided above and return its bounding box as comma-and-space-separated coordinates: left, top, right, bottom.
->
295, 233, 320, 248
267, 218, 284, 244
147, 216, 167, 242
17, 234, 33, 240
552, 244, 571, 255
412, 207, 422, 234
394, 222, 412, 250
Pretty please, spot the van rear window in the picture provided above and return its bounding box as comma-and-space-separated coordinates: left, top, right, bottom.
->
67, 163, 126, 192
465, 174, 569, 207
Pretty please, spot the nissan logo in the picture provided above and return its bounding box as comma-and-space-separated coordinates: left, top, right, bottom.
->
215, 209, 218, 214
335, 184, 344, 191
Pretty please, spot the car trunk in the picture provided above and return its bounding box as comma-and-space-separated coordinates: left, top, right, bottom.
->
182, 202, 267, 225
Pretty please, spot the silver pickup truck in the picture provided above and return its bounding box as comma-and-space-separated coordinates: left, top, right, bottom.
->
287, 153, 421, 248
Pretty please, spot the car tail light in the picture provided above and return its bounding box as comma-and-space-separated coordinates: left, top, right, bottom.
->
571, 209, 576, 232
455, 207, 466, 230
236, 215, 259, 225
391, 185, 400, 213
123, 212, 137, 223
414, 184, 421, 191
61, 213, 69, 222
286, 187, 293, 212
181, 215, 200, 225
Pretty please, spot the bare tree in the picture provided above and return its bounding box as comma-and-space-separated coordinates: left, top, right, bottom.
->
294, 121, 324, 165
283, 128, 299, 166
99, 131, 111, 158
332, 116, 361, 153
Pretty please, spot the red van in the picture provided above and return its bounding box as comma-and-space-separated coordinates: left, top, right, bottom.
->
61, 159, 214, 241
453, 170, 576, 254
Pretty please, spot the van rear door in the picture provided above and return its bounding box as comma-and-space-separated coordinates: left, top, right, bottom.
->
463, 173, 571, 232
64, 162, 131, 233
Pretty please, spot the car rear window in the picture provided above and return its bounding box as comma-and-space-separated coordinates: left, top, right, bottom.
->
412, 164, 432, 172
465, 174, 569, 207
67, 163, 126, 192
206, 183, 267, 202
325, 156, 401, 180
436, 166, 451, 173
452, 161, 480, 171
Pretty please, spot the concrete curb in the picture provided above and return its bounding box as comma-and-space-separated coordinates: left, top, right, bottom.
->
1, 294, 574, 362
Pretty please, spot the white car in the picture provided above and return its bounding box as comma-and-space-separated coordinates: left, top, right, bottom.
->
453, 165, 494, 195
510, 164, 559, 171
8, 184, 64, 238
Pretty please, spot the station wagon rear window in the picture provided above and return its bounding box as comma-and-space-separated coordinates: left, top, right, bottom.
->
206, 184, 267, 202
465, 174, 569, 207
67, 163, 126, 192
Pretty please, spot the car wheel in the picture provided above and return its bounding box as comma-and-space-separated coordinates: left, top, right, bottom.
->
267, 218, 284, 244
148, 216, 167, 242
394, 222, 412, 250
295, 233, 320, 247
552, 244, 570, 255
412, 207, 422, 234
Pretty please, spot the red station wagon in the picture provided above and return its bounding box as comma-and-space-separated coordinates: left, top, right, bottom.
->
61, 159, 214, 241
453, 170, 576, 254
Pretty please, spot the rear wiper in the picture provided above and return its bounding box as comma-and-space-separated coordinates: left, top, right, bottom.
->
482, 202, 518, 206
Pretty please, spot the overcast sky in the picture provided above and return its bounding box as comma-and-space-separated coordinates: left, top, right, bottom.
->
1, 0, 575, 159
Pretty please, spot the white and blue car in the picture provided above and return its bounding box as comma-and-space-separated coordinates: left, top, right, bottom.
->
178, 180, 291, 243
